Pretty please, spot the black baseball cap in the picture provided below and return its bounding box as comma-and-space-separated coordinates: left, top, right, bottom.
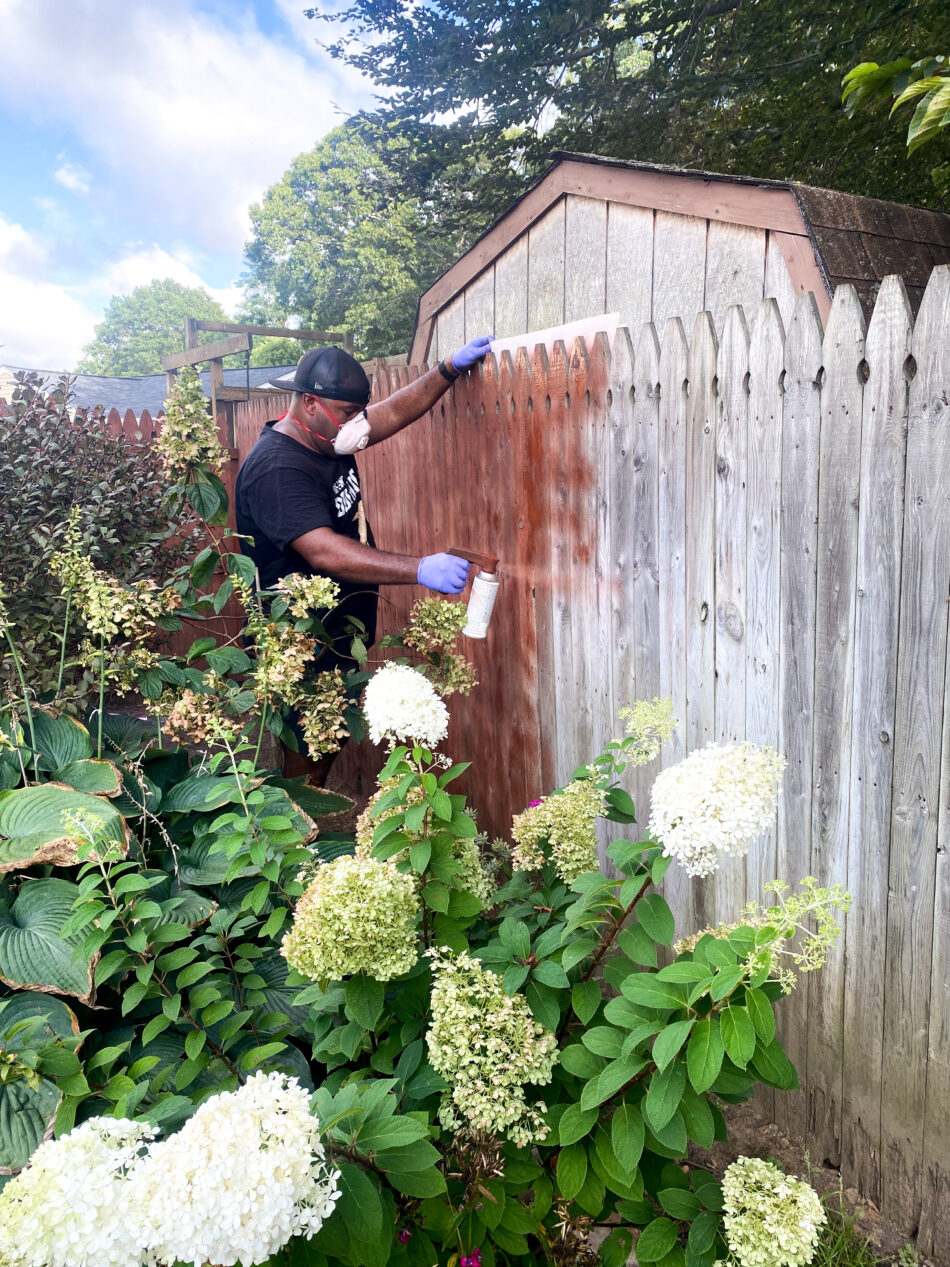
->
270, 346, 371, 405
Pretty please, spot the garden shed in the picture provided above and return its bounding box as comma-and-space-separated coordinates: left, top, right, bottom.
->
410, 151, 950, 363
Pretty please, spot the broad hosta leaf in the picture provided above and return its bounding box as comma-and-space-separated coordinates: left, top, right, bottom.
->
266, 777, 354, 818
0, 784, 128, 873
0, 879, 97, 1003
161, 775, 246, 813
0, 991, 81, 1043
0, 1078, 61, 1174
54, 759, 122, 797
31, 712, 92, 772
98, 712, 154, 758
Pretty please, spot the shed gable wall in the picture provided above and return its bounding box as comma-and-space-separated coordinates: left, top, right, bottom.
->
430, 193, 800, 357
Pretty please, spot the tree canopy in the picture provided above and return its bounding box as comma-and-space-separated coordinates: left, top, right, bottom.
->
239, 123, 477, 359
308, 0, 950, 221
77, 279, 232, 376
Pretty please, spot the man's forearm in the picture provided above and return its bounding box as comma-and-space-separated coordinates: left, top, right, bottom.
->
291, 526, 419, 585
365, 359, 456, 444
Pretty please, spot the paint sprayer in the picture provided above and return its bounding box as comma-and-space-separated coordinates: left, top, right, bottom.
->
448, 548, 500, 639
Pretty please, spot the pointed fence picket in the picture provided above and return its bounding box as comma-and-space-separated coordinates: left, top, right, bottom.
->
225, 271, 950, 1258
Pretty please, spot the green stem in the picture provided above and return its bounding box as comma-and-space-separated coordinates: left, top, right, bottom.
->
156, 715, 163, 752
4, 629, 36, 756
97, 633, 105, 759
252, 699, 269, 770
56, 590, 72, 695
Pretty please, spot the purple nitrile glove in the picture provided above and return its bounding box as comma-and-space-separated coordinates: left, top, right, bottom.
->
451, 334, 493, 372
417, 553, 471, 594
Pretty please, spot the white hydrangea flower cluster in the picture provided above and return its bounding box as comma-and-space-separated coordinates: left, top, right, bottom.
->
722, 1156, 826, 1267
426, 948, 558, 1147
649, 742, 786, 877
511, 779, 606, 883
131, 1072, 340, 1267
282, 853, 420, 981
0, 1075, 341, 1267
363, 662, 449, 748
276, 572, 341, 618
0, 1116, 156, 1267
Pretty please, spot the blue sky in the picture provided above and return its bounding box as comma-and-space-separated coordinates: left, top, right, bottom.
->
0, 0, 374, 367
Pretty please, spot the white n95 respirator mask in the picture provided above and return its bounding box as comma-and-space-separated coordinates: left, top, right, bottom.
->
332, 410, 372, 454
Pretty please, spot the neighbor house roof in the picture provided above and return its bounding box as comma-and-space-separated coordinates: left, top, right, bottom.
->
409, 151, 950, 363
0, 365, 299, 417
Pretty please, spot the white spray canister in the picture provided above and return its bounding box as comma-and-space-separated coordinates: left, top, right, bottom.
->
449, 549, 500, 639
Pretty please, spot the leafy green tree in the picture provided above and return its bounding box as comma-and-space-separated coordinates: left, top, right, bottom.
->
239, 122, 477, 359
308, 0, 950, 216
77, 279, 232, 376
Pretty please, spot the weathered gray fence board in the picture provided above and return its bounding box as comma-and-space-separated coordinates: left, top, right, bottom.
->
548, 338, 578, 783
685, 312, 719, 933
906, 266, 950, 1259
745, 301, 785, 910
714, 305, 751, 921
567, 337, 597, 769
588, 332, 617, 769
775, 292, 824, 1135
628, 323, 663, 824
841, 275, 912, 1206
807, 283, 866, 1168
657, 318, 691, 928
764, 230, 797, 328
881, 264, 950, 1238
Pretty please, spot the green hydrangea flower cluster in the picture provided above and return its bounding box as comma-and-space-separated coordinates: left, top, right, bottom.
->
721, 1156, 826, 1267
426, 948, 557, 1147
511, 779, 606, 883
276, 572, 341, 619
405, 597, 477, 697
617, 696, 677, 765
157, 365, 228, 482
673, 877, 851, 993
297, 667, 349, 759
281, 854, 420, 982
355, 779, 494, 907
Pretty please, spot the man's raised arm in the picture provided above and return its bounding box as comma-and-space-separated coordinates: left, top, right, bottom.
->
365, 336, 492, 445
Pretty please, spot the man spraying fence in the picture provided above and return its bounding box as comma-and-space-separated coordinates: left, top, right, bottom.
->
235, 336, 492, 784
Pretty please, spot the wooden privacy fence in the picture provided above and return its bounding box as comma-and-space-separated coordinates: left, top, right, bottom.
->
249, 267, 949, 1260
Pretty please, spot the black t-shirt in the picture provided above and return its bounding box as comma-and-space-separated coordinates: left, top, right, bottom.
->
235, 421, 378, 661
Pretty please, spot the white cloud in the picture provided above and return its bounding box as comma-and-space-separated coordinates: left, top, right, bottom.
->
0, 0, 371, 254
0, 216, 96, 366
92, 245, 245, 315
53, 158, 93, 196
0, 216, 245, 368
